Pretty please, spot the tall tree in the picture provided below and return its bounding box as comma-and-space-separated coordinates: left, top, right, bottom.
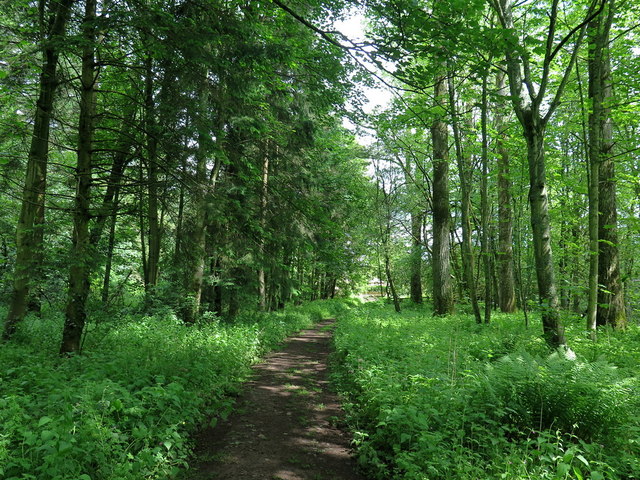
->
3, 0, 75, 340
494, 71, 517, 313
60, 0, 98, 354
431, 71, 454, 315
489, 0, 604, 346
589, 0, 626, 329
448, 74, 481, 323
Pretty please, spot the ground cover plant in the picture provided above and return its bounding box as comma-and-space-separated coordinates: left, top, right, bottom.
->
332, 301, 640, 480
0, 300, 348, 480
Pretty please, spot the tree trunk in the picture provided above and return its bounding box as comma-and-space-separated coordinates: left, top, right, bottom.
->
60, 0, 97, 354
494, 71, 516, 313
384, 249, 401, 313
523, 116, 565, 346
448, 74, 480, 323
144, 56, 160, 291
101, 190, 119, 304
3, 0, 74, 340
480, 75, 492, 324
258, 148, 270, 311
431, 73, 454, 315
409, 211, 423, 304
586, 12, 603, 334
591, 0, 626, 329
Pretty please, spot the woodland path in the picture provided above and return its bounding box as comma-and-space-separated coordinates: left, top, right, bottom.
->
184, 319, 367, 480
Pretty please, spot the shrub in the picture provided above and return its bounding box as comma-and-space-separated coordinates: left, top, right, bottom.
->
331, 303, 640, 480
0, 299, 346, 480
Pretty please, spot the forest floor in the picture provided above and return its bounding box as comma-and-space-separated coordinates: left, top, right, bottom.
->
183, 319, 367, 480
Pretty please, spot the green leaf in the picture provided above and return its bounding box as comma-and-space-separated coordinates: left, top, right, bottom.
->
557, 462, 570, 477
37, 416, 52, 427
58, 440, 72, 453
575, 454, 589, 467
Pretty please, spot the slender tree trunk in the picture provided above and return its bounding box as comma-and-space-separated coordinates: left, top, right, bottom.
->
101, 191, 119, 304
89, 109, 134, 245
409, 212, 423, 303
60, 0, 97, 354
173, 155, 187, 269
591, 0, 626, 329
586, 13, 603, 334
523, 117, 564, 346
480, 75, 492, 324
431, 73, 454, 315
384, 249, 401, 313
3, 0, 74, 340
494, 72, 516, 313
144, 56, 160, 291
448, 75, 480, 322
258, 148, 270, 311
139, 162, 148, 286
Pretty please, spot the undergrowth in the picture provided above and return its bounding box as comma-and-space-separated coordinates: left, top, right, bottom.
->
331, 301, 640, 480
0, 299, 347, 480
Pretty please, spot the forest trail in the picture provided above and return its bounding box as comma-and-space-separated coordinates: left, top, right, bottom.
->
184, 319, 366, 480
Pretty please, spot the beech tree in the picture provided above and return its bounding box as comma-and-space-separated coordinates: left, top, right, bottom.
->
488, 0, 606, 346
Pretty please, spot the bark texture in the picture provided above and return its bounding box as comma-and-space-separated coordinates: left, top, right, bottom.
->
591, 0, 626, 329
523, 117, 564, 346
431, 74, 454, 315
494, 72, 516, 313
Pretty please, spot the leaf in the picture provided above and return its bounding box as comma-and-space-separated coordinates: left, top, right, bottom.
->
58, 440, 72, 453
38, 416, 52, 427
575, 454, 589, 467
557, 462, 570, 477
572, 466, 584, 480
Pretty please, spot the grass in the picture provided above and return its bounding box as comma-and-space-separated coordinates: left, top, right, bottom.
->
331, 300, 640, 480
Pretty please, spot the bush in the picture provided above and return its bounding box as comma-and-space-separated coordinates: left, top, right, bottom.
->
0, 299, 346, 480
331, 303, 640, 480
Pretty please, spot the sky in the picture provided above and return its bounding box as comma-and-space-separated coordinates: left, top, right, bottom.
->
334, 12, 394, 144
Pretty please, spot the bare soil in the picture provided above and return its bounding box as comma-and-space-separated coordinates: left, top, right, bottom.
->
184, 319, 367, 480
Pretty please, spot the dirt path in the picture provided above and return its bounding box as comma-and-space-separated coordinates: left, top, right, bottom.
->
184, 319, 367, 480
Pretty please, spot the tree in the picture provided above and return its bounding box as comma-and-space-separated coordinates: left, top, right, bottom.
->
60, 0, 98, 354
489, 0, 604, 346
448, 74, 481, 323
3, 0, 75, 340
493, 71, 517, 313
588, 0, 626, 329
431, 71, 455, 315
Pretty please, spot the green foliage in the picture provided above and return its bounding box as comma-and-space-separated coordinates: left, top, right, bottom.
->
0, 300, 346, 480
332, 302, 640, 480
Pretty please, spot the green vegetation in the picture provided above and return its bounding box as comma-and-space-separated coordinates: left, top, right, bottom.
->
332, 301, 640, 480
0, 300, 346, 480
2, 0, 640, 479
